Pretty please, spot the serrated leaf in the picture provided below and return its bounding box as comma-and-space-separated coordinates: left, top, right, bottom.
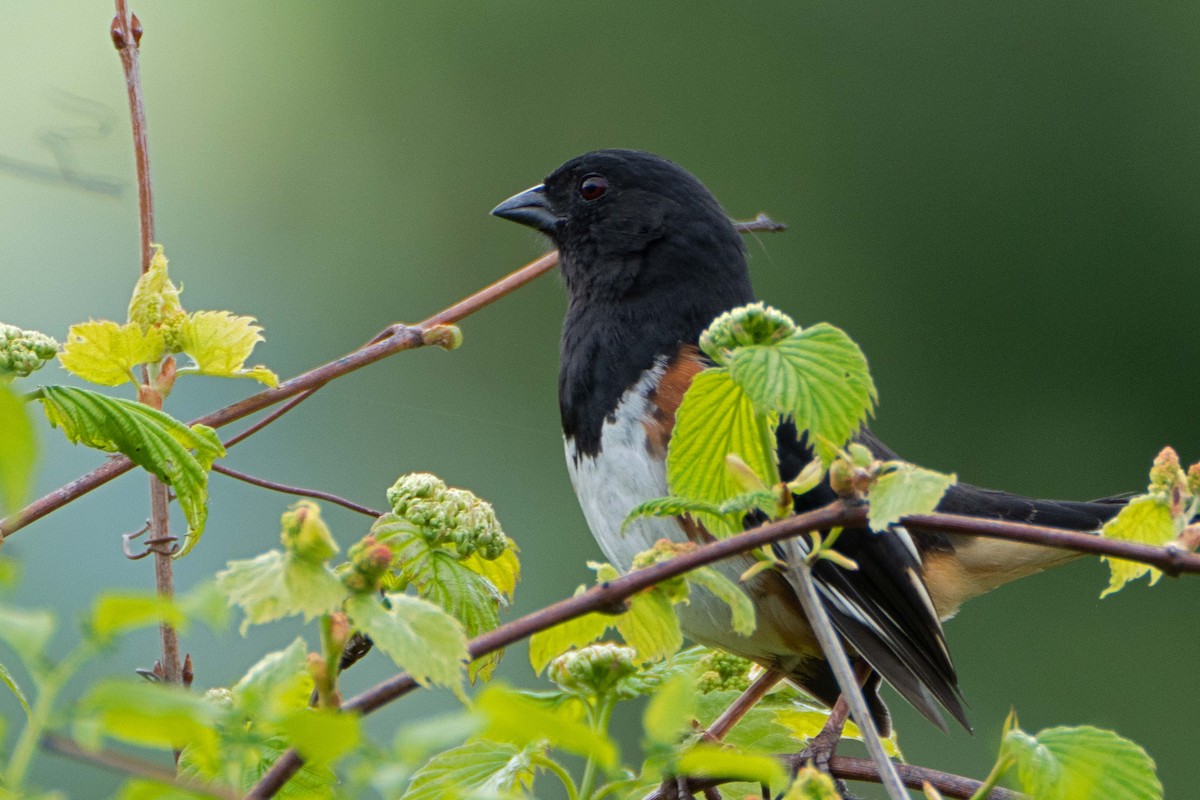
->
58, 320, 165, 386
728, 323, 876, 464
346, 592, 467, 689
0, 661, 31, 718
868, 463, 957, 532
696, 690, 801, 754
616, 588, 682, 662
782, 766, 841, 800
528, 587, 610, 674
775, 704, 901, 758
232, 637, 312, 716
217, 550, 345, 634
0, 383, 36, 514
624, 496, 723, 531
402, 740, 538, 800
38, 385, 224, 555
475, 684, 616, 767
675, 742, 787, 789
177, 310, 278, 386
90, 591, 189, 641
280, 707, 362, 766
668, 370, 776, 534
1005, 725, 1162, 800
1100, 496, 1178, 597
0, 605, 56, 666
462, 544, 521, 601
687, 567, 756, 636
76, 679, 219, 753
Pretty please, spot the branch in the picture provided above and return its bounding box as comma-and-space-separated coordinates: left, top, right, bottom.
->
42, 734, 240, 800
2, 215, 786, 540
110, 1, 153, 273
211, 463, 383, 518
643, 755, 1023, 800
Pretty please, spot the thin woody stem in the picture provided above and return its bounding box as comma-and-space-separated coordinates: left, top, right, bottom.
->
211, 463, 383, 518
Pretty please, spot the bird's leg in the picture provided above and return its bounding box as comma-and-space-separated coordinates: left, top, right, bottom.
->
788, 694, 850, 775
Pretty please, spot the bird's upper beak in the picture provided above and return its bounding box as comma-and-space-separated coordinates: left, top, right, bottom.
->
490, 184, 560, 234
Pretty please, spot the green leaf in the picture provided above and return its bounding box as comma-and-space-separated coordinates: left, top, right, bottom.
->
0, 660, 31, 718
667, 370, 776, 534
90, 592, 189, 641
475, 684, 617, 768
75, 679, 219, 753
624, 496, 723, 531
675, 742, 787, 789
0, 604, 56, 666
216, 550, 345, 634
1100, 496, 1178, 597
462, 545, 521, 601
177, 310, 278, 387
0, 383, 36, 513
410, 550, 502, 681
775, 702, 901, 758
58, 320, 165, 387
528, 586, 610, 674
280, 707, 362, 766
687, 567, 756, 636
38, 385, 224, 556
345, 592, 467, 690
402, 740, 538, 800
644, 673, 697, 747
615, 588, 682, 662
867, 462, 957, 532
231, 637, 312, 716
127, 245, 186, 331
116, 780, 217, 800
782, 766, 842, 800
1004, 725, 1162, 800
728, 323, 876, 464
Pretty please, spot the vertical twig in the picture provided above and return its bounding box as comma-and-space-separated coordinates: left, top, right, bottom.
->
112, 3, 181, 687
790, 559, 908, 800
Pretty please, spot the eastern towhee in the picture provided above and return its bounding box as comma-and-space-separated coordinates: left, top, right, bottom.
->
491, 149, 1125, 733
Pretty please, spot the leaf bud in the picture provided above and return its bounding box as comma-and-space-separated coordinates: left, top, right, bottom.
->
280, 500, 339, 563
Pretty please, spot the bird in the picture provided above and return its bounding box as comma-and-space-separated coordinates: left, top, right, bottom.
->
490, 148, 1127, 734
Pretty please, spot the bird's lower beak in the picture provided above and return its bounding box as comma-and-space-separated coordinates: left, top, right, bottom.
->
490, 184, 560, 234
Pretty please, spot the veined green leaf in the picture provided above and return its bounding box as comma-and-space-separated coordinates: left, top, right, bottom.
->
867, 462, 957, 532
231, 637, 312, 717
90, 591, 189, 641
0, 383, 36, 514
667, 370, 776, 534
616, 588, 682, 662
528, 586, 609, 674
1099, 495, 1178, 597
462, 544, 521, 601
775, 702, 901, 758
643, 673, 697, 747
38, 385, 224, 556
1004, 725, 1162, 800
216, 550, 345, 634
58, 320, 166, 387
177, 310, 278, 387
728, 323, 876, 464
116, 779, 220, 800
687, 567, 756, 636
782, 766, 841, 800
401, 740, 538, 800
475, 683, 617, 767
345, 592, 467, 690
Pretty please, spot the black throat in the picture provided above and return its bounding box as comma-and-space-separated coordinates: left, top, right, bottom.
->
558, 236, 755, 458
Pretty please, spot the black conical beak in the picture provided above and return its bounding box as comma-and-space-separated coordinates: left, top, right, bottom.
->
490, 184, 560, 234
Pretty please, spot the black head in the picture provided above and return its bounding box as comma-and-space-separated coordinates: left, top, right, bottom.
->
492, 150, 756, 454
491, 149, 752, 304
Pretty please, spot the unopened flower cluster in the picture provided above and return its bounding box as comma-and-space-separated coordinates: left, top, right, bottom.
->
386, 473, 509, 560
630, 538, 695, 603
0, 324, 58, 378
697, 649, 753, 694
699, 302, 797, 365
549, 643, 638, 698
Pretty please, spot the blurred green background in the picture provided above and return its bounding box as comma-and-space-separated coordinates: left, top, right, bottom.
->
3, 2, 1199, 797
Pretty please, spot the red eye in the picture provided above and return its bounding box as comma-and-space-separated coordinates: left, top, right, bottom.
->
579, 174, 608, 201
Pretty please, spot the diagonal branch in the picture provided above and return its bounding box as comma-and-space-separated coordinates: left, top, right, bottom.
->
211, 463, 383, 518
42, 734, 240, 800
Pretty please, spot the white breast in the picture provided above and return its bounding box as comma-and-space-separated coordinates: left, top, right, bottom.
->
564, 365, 803, 664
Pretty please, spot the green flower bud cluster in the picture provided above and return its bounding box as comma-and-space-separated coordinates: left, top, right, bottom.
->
280, 501, 339, 563
343, 534, 395, 594
630, 539, 695, 603
549, 643, 638, 698
385, 473, 510, 560
699, 302, 797, 365
696, 650, 753, 694
0, 324, 58, 378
